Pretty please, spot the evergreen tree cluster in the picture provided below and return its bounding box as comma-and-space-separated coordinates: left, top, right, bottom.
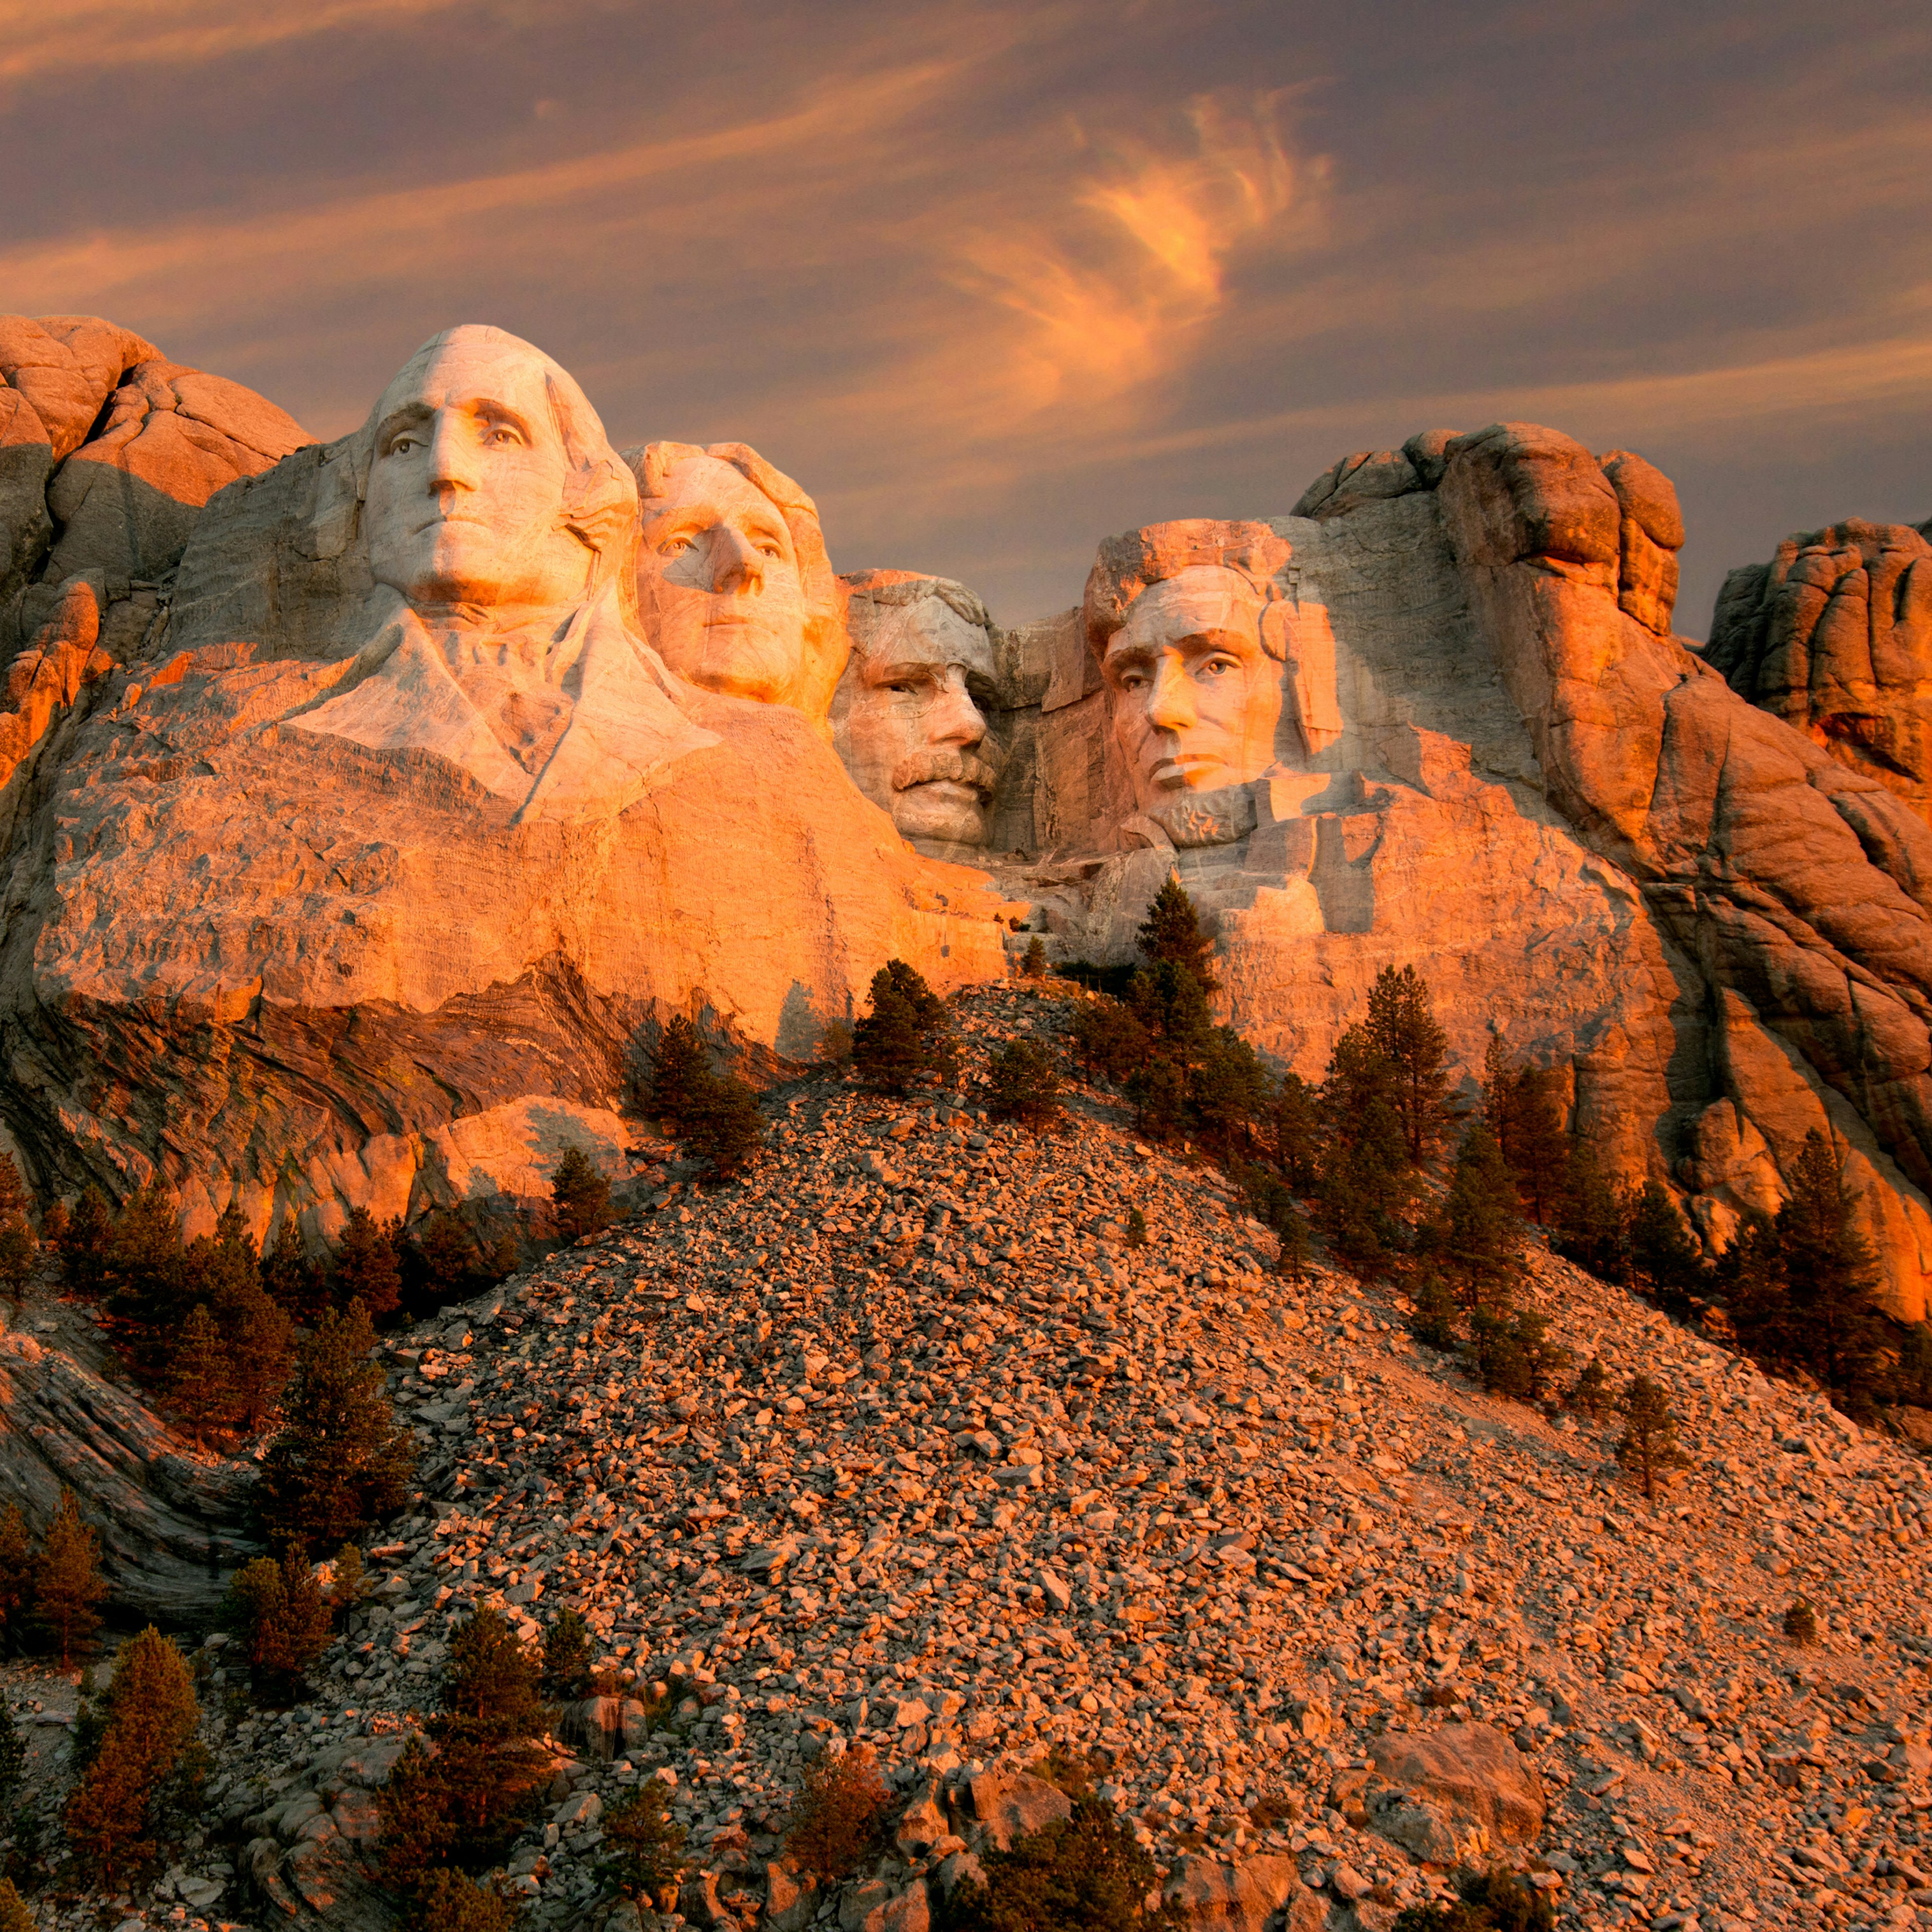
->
1069, 878, 1273, 1155
0, 1491, 108, 1667
648, 1017, 767, 1175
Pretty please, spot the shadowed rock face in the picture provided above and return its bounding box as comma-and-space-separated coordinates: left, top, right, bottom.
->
1706, 517, 1932, 825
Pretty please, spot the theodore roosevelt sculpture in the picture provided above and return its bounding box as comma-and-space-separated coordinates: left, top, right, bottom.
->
1083, 519, 1342, 847
833, 571, 1003, 853
284, 324, 714, 821
628, 440, 847, 728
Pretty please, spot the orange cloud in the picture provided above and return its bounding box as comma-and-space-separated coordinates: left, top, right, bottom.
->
0, 0, 473, 86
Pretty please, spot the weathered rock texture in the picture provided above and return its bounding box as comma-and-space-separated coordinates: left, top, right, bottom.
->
1706, 516, 1932, 826
1, 312, 1928, 1324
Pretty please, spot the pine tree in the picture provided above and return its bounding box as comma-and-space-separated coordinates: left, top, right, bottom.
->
418, 1211, 477, 1294
101, 1181, 186, 1330
32, 1490, 107, 1667
1021, 936, 1048, 980
1626, 1181, 1704, 1308
0, 1155, 36, 1300
332, 1208, 402, 1321
0, 1690, 25, 1805
853, 961, 955, 1095
1069, 997, 1151, 1085
551, 1147, 613, 1243
57, 1188, 113, 1296
0, 1878, 32, 1932
169, 1304, 235, 1446
649, 1016, 712, 1126
1187, 1028, 1271, 1153
226, 1277, 295, 1434
226, 1548, 333, 1697
63, 1625, 201, 1882
1484, 1043, 1569, 1223
1362, 964, 1449, 1161
1554, 1142, 1627, 1281
406, 1868, 522, 1932
1444, 1121, 1518, 1307
262, 1215, 327, 1323
684, 1076, 766, 1174
1616, 1374, 1690, 1510
1135, 876, 1218, 991
1126, 958, 1212, 1051
1317, 1094, 1411, 1264
1567, 1357, 1610, 1416
541, 1607, 594, 1701
256, 1301, 416, 1553
1408, 1275, 1461, 1350
1270, 1071, 1322, 1191
1123, 1053, 1189, 1142
599, 1779, 688, 1901
0, 1505, 31, 1650
1777, 1129, 1885, 1406
987, 1040, 1064, 1134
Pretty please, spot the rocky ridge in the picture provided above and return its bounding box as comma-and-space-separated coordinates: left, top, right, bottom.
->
11, 983, 1929, 1932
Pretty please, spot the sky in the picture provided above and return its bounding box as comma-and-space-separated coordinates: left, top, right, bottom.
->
4, 0, 1928, 630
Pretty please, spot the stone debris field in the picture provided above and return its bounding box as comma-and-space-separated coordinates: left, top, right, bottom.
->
10, 985, 1932, 1932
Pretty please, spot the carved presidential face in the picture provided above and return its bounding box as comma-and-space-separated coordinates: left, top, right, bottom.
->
636, 454, 811, 706
1102, 565, 1282, 809
836, 596, 1002, 846
364, 337, 592, 609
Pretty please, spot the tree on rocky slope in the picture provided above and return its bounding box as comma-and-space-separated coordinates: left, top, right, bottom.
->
0, 1155, 35, 1301
1615, 1374, 1690, 1510
1136, 874, 1218, 991
1364, 963, 1450, 1162
63, 1625, 203, 1882
854, 960, 956, 1095
0, 1506, 31, 1652
988, 1038, 1064, 1134
650, 1015, 713, 1125
551, 1146, 613, 1242
32, 1490, 106, 1667
331, 1206, 403, 1322
225, 1547, 333, 1701
256, 1301, 415, 1554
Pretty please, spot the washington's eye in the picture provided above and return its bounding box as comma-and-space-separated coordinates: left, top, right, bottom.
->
487, 427, 521, 446
1198, 656, 1239, 678
661, 536, 692, 556
388, 435, 419, 456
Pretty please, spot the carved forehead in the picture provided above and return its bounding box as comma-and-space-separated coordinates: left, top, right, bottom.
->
1113, 567, 1267, 649
858, 596, 995, 672
648, 453, 791, 532
374, 333, 559, 435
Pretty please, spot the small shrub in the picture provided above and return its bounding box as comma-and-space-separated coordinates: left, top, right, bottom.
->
551, 1147, 613, 1243
0, 1506, 31, 1645
406, 1866, 524, 1931
599, 1778, 688, 1901
1408, 1275, 1461, 1351
1784, 1598, 1818, 1646
1615, 1373, 1691, 1509
684, 1074, 765, 1174
541, 1608, 594, 1702
988, 1040, 1063, 1132
0, 1698, 24, 1806
1393, 1867, 1555, 1932
225, 1549, 332, 1699
785, 1743, 890, 1884
63, 1626, 203, 1883
938, 1792, 1187, 1930
1567, 1357, 1609, 1416
0, 1155, 37, 1301
1125, 1209, 1147, 1249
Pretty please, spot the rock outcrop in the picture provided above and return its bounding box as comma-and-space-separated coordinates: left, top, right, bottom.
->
1706, 516, 1932, 827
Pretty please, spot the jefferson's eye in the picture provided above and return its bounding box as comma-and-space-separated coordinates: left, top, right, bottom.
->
758, 541, 784, 558
487, 427, 521, 446
1198, 656, 1239, 678
661, 536, 692, 557
886, 682, 917, 696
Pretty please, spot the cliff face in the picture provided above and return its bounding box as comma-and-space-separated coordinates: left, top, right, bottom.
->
0, 314, 1928, 1320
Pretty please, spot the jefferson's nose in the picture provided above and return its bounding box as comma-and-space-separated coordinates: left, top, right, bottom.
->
929, 671, 987, 750
1145, 654, 1196, 731
712, 525, 766, 596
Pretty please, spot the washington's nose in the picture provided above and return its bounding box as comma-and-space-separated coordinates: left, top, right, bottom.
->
930, 672, 986, 749
1145, 654, 1196, 731
713, 525, 766, 596
425, 412, 479, 494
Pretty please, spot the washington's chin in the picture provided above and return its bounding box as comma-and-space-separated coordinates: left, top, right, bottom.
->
374, 532, 580, 608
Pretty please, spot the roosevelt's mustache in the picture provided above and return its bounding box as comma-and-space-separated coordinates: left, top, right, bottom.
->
892, 748, 1002, 798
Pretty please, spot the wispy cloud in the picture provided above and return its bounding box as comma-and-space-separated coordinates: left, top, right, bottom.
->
0, 0, 472, 86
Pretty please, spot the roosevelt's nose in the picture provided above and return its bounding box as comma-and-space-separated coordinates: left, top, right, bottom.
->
1145, 654, 1196, 732
425, 411, 479, 496
712, 525, 766, 596
929, 671, 987, 750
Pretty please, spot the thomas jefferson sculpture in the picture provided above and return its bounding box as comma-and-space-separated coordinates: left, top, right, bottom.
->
628, 440, 846, 728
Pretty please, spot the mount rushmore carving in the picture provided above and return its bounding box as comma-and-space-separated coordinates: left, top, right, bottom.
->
2, 315, 1929, 1324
